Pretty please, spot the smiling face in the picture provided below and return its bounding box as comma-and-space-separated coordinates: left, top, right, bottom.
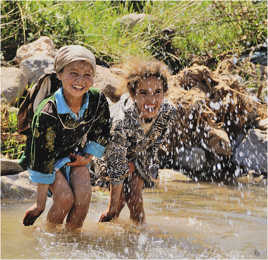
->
57, 60, 94, 102
134, 76, 164, 120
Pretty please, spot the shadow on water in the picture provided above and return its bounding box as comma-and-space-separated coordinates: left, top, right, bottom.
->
1, 170, 267, 259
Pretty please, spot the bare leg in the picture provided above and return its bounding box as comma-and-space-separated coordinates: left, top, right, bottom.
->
48, 170, 74, 224
126, 175, 145, 224
115, 187, 126, 218
65, 166, 91, 230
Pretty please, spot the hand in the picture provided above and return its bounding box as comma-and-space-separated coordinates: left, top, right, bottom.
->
99, 183, 123, 222
23, 204, 44, 226
67, 153, 93, 167
99, 211, 115, 222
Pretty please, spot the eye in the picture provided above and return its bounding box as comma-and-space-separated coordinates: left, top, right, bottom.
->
84, 74, 93, 80
155, 89, 162, 95
70, 71, 79, 77
138, 90, 148, 96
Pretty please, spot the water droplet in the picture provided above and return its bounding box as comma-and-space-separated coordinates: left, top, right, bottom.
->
209, 101, 221, 110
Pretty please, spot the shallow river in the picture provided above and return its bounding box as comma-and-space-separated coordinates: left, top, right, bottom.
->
1, 170, 267, 259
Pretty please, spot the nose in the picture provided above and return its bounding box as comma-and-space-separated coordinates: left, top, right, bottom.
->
144, 94, 156, 103
74, 75, 87, 84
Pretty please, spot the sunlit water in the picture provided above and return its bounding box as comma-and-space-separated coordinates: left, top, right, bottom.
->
1, 170, 267, 259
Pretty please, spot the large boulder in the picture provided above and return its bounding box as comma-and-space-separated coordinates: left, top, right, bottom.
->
233, 128, 268, 175
256, 118, 268, 130
1, 171, 36, 200
0, 158, 23, 176
15, 36, 56, 64
0, 67, 27, 105
16, 36, 56, 87
94, 65, 124, 102
20, 54, 54, 86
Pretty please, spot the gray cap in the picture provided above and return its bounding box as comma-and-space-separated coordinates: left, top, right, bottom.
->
54, 45, 96, 74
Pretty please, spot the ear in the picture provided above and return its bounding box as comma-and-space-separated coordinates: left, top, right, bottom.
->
56, 72, 62, 81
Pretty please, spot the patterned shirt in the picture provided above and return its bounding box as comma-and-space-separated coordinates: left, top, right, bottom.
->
105, 99, 178, 186
28, 87, 110, 184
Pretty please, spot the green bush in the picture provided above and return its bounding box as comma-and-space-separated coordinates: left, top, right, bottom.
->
1, 1, 266, 68
1, 105, 26, 159
1, 1, 85, 61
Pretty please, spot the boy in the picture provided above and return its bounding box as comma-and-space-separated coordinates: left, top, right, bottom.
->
99, 58, 178, 224
23, 45, 110, 230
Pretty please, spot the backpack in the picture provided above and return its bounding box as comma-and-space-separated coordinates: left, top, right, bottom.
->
17, 72, 61, 135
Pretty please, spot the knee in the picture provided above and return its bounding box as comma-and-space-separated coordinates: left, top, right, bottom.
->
56, 190, 74, 211
74, 190, 91, 209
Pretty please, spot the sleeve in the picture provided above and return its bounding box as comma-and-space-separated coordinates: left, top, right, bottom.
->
28, 111, 57, 184
162, 106, 182, 169
105, 121, 130, 184
84, 92, 111, 158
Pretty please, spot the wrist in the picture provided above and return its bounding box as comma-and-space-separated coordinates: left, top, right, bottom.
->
36, 206, 45, 212
33, 203, 45, 212
84, 153, 93, 159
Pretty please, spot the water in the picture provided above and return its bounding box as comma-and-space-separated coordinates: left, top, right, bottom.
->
1, 170, 267, 259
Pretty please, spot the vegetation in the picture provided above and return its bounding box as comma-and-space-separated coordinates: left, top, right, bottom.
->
1, 104, 26, 159
1, 0, 267, 159
1, 1, 266, 67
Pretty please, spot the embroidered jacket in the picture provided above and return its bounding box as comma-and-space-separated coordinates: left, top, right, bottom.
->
27, 87, 110, 184
105, 99, 178, 186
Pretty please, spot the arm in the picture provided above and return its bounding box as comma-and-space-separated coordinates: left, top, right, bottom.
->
23, 111, 57, 226
99, 182, 123, 222
23, 183, 48, 226
30, 111, 57, 180
66, 153, 93, 167
98, 121, 130, 222
106, 121, 130, 184
69, 93, 111, 166
86, 92, 111, 154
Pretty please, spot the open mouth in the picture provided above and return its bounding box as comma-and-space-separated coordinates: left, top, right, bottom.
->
144, 104, 156, 113
72, 85, 85, 91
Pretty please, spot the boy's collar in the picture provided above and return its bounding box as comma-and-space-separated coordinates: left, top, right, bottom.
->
54, 88, 89, 115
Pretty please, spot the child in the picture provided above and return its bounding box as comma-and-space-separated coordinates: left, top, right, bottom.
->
22, 45, 110, 230
99, 58, 178, 224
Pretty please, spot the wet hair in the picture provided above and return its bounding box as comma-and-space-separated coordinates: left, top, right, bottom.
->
118, 58, 170, 98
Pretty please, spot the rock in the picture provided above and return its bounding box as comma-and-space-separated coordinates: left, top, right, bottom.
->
175, 146, 207, 172
110, 67, 125, 76
20, 54, 55, 86
15, 36, 56, 87
1, 171, 36, 200
256, 117, 268, 130
233, 128, 268, 174
115, 13, 154, 29
0, 67, 27, 105
94, 65, 124, 102
109, 93, 132, 121
1, 158, 23, 176
237, 170, 266, 185
15, 36, 56, 64
249, 42, 267, 66
207, 128, 232, 156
